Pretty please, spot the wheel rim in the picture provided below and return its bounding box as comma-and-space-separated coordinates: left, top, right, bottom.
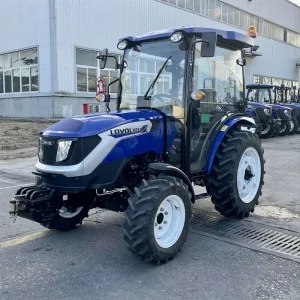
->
290, 120, 295, 132
260, 123, 271, 135
59, 206, 84, 218
237, 147, 261, 204
154, 195, 185, 249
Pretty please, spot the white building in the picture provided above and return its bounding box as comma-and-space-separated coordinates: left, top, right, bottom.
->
0, 0, 300, 118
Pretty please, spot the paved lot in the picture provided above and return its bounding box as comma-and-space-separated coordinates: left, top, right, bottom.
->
0, 135, 300, 300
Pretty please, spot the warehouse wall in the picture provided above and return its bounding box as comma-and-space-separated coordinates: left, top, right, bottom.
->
223, 0, 300, 32
55, 0, 300, 95
0, 0, 52, 93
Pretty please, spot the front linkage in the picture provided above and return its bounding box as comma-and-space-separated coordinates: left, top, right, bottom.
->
10, 184, 91, 230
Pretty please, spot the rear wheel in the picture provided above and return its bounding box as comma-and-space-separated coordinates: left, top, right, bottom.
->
123, 175, 192, 263
208, 130, 264, 218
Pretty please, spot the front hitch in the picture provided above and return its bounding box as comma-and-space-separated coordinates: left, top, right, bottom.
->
9, 185, 56, 223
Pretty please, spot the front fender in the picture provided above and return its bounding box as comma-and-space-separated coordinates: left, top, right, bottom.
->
204, 116, 256, 175
148, 162, 196, 203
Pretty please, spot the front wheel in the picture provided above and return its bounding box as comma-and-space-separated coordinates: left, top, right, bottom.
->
43, 202, 90, 231
288, 117, 299, 135
278, 121, 290, 136
123, 175, 192, 263
259, 122, 271, 139
208, 129, 265, 218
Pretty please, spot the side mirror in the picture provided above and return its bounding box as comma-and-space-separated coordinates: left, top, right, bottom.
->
201, 32, 217, 57
97, 48, 108, 69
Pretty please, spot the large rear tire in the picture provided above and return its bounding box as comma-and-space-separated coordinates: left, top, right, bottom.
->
208, 130, 265, 218
123, 175, 192, 263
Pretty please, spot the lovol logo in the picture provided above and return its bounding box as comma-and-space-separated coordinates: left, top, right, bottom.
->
110, 125, 148, 137
40, 138, 55, 146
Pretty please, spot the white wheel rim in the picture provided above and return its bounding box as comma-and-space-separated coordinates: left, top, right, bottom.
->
290, 121, 294, 132
237, 147, 261, 204
154, 195, 185, 249
59, 206, 84, 218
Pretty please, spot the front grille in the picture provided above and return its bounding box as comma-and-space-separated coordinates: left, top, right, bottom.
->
254, 107, 271, 122
276, 109, 291, 121
294, 107, 300, 118
39, 135, 101, 166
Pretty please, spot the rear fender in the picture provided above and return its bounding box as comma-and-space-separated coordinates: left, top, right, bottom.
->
204, 116, 256, 175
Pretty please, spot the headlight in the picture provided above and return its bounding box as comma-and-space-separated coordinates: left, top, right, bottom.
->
264, 108, 271, 116
284, 109, 290, 117
56, 140, 73, 162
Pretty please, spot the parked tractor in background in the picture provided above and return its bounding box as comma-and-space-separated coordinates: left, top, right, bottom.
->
214, 78, 275, 138
10, 27, 265, 264
274, 85, 300, 134
246, 84, 295, 136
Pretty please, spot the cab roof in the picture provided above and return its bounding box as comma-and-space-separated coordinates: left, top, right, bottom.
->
121, 27, 253, 50
246, 84, 274, 89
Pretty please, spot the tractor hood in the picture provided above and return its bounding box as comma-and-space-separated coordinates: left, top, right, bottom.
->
41, 109, 162, 138
269, 104, 292, 111
247, 101, 271, 109
279, 103, 300, 110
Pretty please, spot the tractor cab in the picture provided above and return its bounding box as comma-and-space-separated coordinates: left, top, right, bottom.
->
99, 27, 252, 175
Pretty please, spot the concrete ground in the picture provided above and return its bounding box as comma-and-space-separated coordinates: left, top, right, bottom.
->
0, 135, 300, 300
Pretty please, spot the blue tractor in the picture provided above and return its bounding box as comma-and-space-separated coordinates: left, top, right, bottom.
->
274, 85, 300, 134
10, 27, 265, 263
246, 84, 295, 136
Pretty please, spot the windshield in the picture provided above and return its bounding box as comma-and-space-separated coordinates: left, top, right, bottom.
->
248, 88, 272, 104
119, 39, 186, 115
193, 44, 243, 106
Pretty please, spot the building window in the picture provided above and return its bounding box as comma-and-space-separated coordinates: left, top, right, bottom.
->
156, 0, 298, 46
287, 30, 300, 48
76, 48, 121, 93
253, 75, 298, 89
0, 48, 38, 94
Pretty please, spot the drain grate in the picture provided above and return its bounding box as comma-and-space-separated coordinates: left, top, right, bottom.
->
191, 209, 300, 263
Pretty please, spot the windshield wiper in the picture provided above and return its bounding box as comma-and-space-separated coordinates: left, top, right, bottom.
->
143, 55, 172, 100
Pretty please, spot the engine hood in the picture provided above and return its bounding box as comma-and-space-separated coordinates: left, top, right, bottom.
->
269, 104, 292, 111
247, 101, 270, 109
41, 109, 162, 138
278, 103, 300, 110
